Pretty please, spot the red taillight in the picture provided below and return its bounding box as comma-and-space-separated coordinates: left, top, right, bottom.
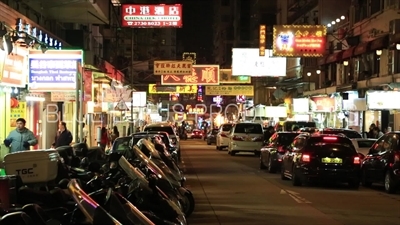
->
353, 156, 361, 164
323, 137, 337, 141
301, 154, 311, 162
221, 133, 228, 138
232, 135, 244, 141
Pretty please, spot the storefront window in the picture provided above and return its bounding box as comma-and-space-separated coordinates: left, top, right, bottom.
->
365, 111, 381, 130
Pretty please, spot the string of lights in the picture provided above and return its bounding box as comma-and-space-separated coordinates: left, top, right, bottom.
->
326, 16, 346, 28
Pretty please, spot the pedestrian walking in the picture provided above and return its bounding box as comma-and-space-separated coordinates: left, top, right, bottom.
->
53, 122, 73, 148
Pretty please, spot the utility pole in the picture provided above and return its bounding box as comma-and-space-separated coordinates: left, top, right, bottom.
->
130, 28, 134, 134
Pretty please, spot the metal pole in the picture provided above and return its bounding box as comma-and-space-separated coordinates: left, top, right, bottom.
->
74, 64, 79, 143
79, 75, 84, 143
130, 28, 134, 134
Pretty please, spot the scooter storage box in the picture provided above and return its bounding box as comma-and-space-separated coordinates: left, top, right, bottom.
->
3, 150, 60, 183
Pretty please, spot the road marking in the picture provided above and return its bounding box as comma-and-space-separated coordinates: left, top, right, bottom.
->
280, 189, 312, 204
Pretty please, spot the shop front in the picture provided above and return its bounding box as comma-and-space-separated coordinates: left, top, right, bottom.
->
310, 96, 342, 128
291, 98, 311, 121
342, 91, 366, 132
0, 44, 27, 156
366, 91, 400, 132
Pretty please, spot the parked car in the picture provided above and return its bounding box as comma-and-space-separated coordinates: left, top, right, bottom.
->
361, 132, 400, 193
260, 132, 299, 173
216, 123, 233, 150
281, 133, 361, 188
227, 122, 264, 156
351, 138, 376, 156
206, 129, 219, 145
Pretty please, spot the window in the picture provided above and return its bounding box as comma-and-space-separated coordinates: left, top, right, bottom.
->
234, 123, 263, 134
369, 134, 387, 154
278, 133, 299, 146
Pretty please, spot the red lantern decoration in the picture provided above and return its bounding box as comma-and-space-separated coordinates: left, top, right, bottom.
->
10, 98, 19, 108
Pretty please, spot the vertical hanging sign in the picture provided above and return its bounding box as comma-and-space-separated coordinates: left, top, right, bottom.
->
259, 25, 266, 56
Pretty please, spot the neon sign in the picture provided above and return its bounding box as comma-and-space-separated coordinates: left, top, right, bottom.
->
16, 18, 62, 49
272, 25, 327, 57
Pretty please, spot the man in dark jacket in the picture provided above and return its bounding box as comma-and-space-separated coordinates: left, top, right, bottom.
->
53, 122, 73, 147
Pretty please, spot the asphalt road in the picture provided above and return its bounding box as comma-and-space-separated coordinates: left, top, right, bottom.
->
180, 139, 400, 225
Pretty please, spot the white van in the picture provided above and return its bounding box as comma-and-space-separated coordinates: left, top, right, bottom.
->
228, 122, 264, 156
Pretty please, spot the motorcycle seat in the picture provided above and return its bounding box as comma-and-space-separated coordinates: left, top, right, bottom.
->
18, 187, 68, 207
0, 211, 34, 225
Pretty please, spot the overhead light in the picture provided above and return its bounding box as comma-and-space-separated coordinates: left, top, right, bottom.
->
343, 60, 349, 66
396, 44, 400, 50
336, 18, 340, 22
327, 23, 331, 27
307, 72, 311, 77
376, 50, 382, 56
331, 21, 336, 25
316, 70, 321, 74
13, 88, 18, 94
341, 16, 345, 20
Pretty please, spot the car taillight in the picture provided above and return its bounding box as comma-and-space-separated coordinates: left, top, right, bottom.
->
301, 154, 311, 162
221, 133, 228, 138
353, 156, 361, 164
232, 135, 244, 141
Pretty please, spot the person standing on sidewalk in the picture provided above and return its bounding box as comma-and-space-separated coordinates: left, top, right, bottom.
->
4, 118, 38, 153
53, 122, 73, 148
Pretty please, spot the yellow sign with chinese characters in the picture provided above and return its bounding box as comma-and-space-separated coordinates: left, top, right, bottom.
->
10, 102, 27, 130
148, 84, 198, 94
205, 85, 254, 96
259, 25, 266, 56
220, 69, 251, 84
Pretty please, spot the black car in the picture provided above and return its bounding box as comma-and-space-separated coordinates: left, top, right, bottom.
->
260, 132, 299, 173
206, 129, 219, 145
319, 128, 362, 139
361, 132, 400, 194
281, 133, 361, 188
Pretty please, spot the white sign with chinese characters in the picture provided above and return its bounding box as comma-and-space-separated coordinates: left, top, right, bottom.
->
293, 98, 309, 113
232, 48, 287, 77
51, 92, 76, 102
366, 91, 400, 110
153, 60, 192, 75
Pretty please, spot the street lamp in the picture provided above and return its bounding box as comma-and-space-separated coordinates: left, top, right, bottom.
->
376, 50, 382, 56
316, 70, 321, 75
307, 72, 312, 91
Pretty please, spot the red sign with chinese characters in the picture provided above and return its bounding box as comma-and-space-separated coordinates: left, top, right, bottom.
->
161, 65, 220, 85
2, 53, 25, 87
273, 25, 327, 57
121, 4, 182, 28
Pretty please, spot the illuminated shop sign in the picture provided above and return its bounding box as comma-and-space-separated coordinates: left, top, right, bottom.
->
259, 25, 266, 56
16, 18, 62, 49
366, 91, 400, 110
272, 25, 327, 57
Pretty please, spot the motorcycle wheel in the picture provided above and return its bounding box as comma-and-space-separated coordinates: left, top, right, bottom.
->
180, 190, 195, 217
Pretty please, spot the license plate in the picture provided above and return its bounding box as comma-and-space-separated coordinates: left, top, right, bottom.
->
322, 157, 343, 164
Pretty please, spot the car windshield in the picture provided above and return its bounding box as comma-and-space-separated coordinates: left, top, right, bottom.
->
112, 137, 132, 152
357, 140, 376, 148
222, 124, 233, 132
234, 124, 263, 134
144, 126, 175, 135
284, 122, 316, 131
278, 133, 299, 146
322, 130, 362, 139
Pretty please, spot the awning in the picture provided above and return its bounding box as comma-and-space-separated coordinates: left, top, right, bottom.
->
325, 51, 343, 64
342, 46, 356, 60
318, 56, 328, 66
101, 60, 125, 82
370, 35, 389, 51
353, 42, 371, 56
93, 72, 112, 84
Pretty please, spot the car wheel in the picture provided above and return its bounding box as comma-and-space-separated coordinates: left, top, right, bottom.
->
281, 166, 289, 180
268, 157, 276, 173
348, 179, 360, 189
230, 150, 236, 156
384, 171, 398, 194
291, 169, 302, 186
361, 169, 372, 187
